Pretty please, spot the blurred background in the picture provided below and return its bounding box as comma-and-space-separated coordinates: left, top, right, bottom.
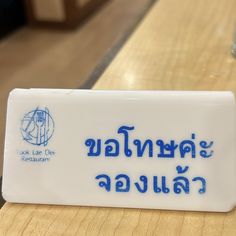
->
0, 0, 155, 206
0, 0, 154, 172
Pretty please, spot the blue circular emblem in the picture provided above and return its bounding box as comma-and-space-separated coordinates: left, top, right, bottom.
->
21, 107, 54, 146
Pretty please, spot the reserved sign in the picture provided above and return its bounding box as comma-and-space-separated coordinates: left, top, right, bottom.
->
2, 89, 236, 212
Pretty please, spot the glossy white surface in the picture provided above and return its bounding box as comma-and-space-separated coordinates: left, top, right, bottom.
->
2, 89, 236, 212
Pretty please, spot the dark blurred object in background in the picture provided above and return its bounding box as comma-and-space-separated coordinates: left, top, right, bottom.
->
0, 0, 26, 39
25, 0, 109, 29
0, 0, 109, 38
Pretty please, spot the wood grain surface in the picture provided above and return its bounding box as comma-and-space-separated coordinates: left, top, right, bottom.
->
94, 0, 236, 91
0, 203, 236, 235
1, 0, 236, 235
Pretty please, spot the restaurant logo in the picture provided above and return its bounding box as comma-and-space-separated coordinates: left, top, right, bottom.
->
21, 107, 54, 146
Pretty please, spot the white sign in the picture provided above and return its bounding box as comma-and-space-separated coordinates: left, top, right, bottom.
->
2, 89, 236, 212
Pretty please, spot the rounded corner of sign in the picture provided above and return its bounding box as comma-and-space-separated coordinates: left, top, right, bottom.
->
2, 191, 10, 203
229, 204, 236, 212
7, 89, 19, 103
221, 203, 236, 213
8, 88, 19, 97
1, 183, 15, 203
229, 90, 235, 97
228, 91, 236, 103
1, 190, 18, 204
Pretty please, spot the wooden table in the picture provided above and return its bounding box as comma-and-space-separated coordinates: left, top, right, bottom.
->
1, 0, 236, 235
